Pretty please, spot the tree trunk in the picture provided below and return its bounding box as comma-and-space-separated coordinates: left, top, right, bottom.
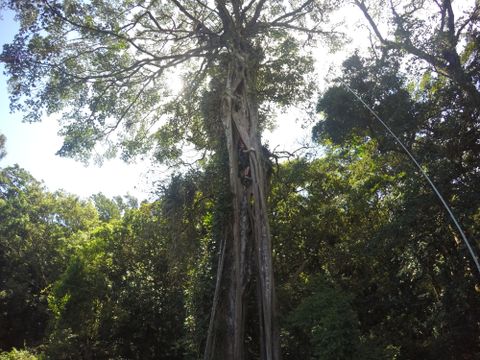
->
203, 49, 280, 360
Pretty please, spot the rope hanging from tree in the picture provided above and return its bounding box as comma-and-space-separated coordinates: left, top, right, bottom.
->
341, 81, 480, 278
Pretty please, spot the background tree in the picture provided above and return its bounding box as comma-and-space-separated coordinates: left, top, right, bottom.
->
269, 147, 403, 359
47, 202, 188, 359
0, 164, 216, 358
354, 0, 480, 108
90, 193, 122, 221
0, 165, 98, 351
311, 47, 480, 358
0, 1, 340, 358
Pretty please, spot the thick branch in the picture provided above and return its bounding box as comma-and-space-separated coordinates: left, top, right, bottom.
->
355, 0, 386, 43
444, 0, 456, 38
248, 0, 268, 27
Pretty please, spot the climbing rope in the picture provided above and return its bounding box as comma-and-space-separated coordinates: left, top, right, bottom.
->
341, 81, 480, 277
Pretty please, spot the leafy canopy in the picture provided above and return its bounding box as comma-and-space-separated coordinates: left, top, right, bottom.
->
1, 0, 339, 162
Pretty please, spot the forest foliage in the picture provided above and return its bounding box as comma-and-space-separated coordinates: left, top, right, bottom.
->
1, 0, 480, 359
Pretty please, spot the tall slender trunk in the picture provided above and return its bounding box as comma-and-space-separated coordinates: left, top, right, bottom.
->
203, 49, 280, 360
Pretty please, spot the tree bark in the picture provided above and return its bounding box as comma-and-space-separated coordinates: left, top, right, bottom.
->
204, 47, 280, 360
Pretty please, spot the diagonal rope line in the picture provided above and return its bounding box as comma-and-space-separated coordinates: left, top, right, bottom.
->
341, 81, 480, 276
